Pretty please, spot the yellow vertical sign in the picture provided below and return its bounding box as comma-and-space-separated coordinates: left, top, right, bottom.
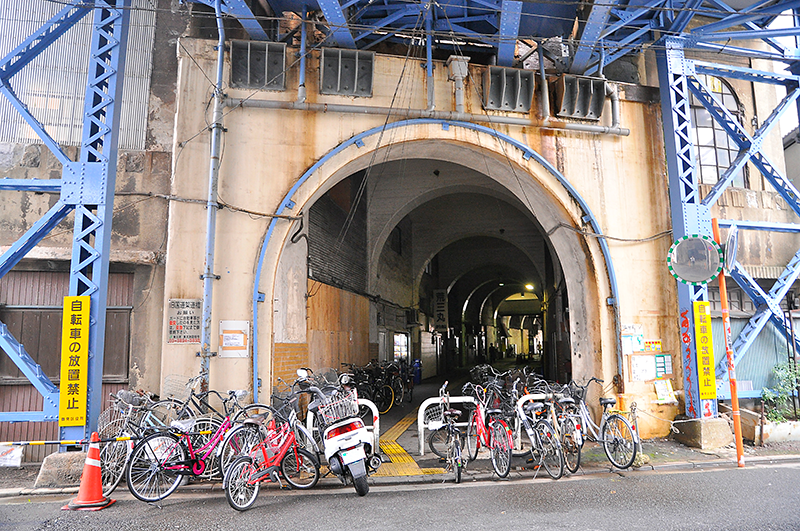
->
693, 301, 717, 400
59, 296, 90, 427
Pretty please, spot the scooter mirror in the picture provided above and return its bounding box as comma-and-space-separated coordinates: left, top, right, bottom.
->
296, 368, 309, 379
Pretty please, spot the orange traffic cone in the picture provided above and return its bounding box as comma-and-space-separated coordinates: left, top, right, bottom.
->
62, 432, 115, 511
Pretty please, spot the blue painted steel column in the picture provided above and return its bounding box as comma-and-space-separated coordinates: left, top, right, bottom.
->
425, 5, 434, 110
496, 0, 522, 67
655, 37, 710, 419
62, 0, 131, 441
199, 0, 226, 391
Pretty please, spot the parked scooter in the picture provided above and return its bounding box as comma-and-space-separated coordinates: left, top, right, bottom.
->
299, 369, 380, 496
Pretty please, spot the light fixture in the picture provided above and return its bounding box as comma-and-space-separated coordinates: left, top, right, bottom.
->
525, 284, 534, 290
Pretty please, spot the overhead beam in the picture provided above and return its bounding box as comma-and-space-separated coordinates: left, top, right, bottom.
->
496, 0, 522, 67
570, 0, 617, 74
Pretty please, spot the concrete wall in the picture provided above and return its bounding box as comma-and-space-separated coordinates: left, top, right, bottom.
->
162, 38, 678, 424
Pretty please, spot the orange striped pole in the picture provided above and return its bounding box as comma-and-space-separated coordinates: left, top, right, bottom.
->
712, 218, 744, 468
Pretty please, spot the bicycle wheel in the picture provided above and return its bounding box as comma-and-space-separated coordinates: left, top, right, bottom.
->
373, 385, 394, 414
139, 398, 193, 430
190, 416, 223, 480
601, 414, 637, 469
465, 411, 479, 462
225, 456, 260, 511
231, 403, 277, 424
489, 419, 512, 478
281, 447, 320, 489
560, 416, 582, 474
427, 427, 449, 458
449, 435, 463, 484
217, 424, 262, 479
100, 439, 129, 496
391, 377, 404, 406
535, 419, 564, 480
126, 432, 186, 502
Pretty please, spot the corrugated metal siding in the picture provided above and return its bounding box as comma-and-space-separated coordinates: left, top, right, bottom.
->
712, 318, 796, 393
0, 382, 125, 462
308, 191, 367, 294
0, 271, 133, 307
0, 0, 155, 150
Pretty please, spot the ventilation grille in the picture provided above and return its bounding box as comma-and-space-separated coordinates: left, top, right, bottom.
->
320, 48, 374, 97
230, 40, 286, 91
553, 75, 606, 121
482, 67, 535, 113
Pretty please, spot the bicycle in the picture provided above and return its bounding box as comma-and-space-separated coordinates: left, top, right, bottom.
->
426, 381, 466, 483
562, 377, 638, 470
512, 379, 564, 480
461, 382, 513, 478
224, 409, 320, 511
124, 388, 251, 502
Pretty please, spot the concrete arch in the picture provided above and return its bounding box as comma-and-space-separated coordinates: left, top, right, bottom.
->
252, 119, 619, 400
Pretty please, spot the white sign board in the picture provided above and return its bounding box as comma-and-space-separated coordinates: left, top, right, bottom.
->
219, 320, 249, 358
167, 299, 202, 344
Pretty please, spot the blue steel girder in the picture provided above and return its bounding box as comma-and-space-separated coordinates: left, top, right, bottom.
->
0, 81, 72, 167
355, 5, 423, 42
56, 0, 130, 441
569, 0, 617, 74
701, 0, 787, 55
585, 24, 653, 77
724, 261, 800, 379
0, 3, 90, 80
656, 37, 709, 419
188, 0, 269, 40
0, 201, 73, 279
496, 0, 522, 67
693, 0, 800, 36
317, 0, 357, 48
666, 0, 703, 34
687, 76, 800, 209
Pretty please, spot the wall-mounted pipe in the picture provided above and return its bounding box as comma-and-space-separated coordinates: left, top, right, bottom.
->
199, 0, 226, 392
226, 96, 630, 136
296, 8, 307, 104
538, 43, 549, 120
425, 10, 435, 111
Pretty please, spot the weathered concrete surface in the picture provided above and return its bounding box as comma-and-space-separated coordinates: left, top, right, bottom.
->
33, 451, 85, 488
672, 416, 734, 449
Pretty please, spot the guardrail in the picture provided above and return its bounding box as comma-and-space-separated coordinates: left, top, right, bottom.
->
417, 395, 476, 456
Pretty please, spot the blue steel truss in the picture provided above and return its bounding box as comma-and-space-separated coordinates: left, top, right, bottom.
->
0, 1, 130, 440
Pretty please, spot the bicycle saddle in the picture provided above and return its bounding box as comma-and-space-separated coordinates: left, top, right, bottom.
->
486, 408, 503, 416
443, 408, 461, 418
170, 418, 195, 432
600, 397, 616, 407
523, 402, 544, 414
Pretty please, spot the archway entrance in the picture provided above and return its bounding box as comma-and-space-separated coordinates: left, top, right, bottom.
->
260, 120, 615, 391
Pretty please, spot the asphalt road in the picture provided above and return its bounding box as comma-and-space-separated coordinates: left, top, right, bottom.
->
2, 461, 800, 531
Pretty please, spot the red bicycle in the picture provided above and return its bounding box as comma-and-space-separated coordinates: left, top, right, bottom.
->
224, 409, 320, 511
462, 382, 513, 478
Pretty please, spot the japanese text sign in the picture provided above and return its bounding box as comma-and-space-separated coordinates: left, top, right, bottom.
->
59, 296, 89, 427
693, 301, 716, 401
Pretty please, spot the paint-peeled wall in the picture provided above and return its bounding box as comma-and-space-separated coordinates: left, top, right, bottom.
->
166, 37, 689, 434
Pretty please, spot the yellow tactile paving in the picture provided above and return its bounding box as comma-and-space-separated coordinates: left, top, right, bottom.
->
371, 414, 446, 477
381, 408, 419, 442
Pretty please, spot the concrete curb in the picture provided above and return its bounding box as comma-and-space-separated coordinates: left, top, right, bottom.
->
3, 453, 800, 498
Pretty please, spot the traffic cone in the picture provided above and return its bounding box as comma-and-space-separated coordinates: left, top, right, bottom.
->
62, 432, 115, 511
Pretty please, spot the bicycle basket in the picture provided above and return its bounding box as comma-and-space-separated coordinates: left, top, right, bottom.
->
317, 389, 359, 425
163, 374, 193, 400
424, 403, 444, 427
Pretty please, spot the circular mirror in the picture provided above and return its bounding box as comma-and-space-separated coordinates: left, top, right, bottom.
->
296, 368, 309, 379
667, 235, 723, 285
